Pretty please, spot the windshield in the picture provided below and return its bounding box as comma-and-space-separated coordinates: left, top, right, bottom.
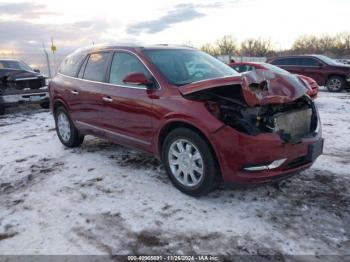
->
143, 49, 239, 86
0, 60, 33, 71
260, 63, 291, 75
313, 55, 340, 65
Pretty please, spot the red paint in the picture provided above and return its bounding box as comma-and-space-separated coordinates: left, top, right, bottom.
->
268, 55, 350, 87
229, 62, 319, 98
50, 45, 323, 185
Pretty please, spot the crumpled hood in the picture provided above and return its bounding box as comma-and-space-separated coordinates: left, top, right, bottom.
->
179, 69, 309, 107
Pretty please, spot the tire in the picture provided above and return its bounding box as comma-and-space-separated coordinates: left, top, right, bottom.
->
162, 128, 221, 196
326, 76, 346, 92
54, 106, 84, 147
40, 101, 50, 109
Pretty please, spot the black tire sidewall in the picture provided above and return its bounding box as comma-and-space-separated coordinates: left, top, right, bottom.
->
162, 128, 220, 196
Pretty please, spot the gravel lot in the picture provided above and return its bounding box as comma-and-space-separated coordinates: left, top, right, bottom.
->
0, 90, 349, 259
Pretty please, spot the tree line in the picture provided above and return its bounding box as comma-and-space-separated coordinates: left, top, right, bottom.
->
199, 32, 350, 58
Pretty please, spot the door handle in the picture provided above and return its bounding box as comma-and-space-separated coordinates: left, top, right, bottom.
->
102, 96, 113, 102
70, 90, 79, 95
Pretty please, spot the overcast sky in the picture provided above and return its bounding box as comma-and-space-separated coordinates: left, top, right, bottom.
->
0, 0, 349, 54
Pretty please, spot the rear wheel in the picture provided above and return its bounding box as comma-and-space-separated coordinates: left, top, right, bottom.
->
54, 106, 84, 147
326, 76, 346, 92
162, 128, 221, 196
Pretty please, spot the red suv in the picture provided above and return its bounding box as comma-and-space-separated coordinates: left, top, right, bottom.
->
49, 45, 323, 196
269, 55, 350, 92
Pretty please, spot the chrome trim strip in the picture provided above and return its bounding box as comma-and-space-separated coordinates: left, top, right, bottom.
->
15, 77, 40, 81
57, 73, 151, 90
243, 158, 287, 172
75, 120, 151, 145
57, 48, 161, 90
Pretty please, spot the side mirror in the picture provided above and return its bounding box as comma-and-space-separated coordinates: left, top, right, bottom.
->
33, 69, 40, 73
122, 72, 154, 88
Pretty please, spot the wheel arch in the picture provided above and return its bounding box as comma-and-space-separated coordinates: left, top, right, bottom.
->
52, 99, 69, 115
326, 74, 346, 82
157, 121, 221, 176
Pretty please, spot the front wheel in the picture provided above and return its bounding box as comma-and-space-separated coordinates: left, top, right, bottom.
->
162, 128, 221, 196
54, 106, 84, 147
40, 101, 50, 109
326, 76, 346, 92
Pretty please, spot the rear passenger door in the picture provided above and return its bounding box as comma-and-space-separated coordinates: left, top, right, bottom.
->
99, 51, 155, 151
74, 52, 112, 129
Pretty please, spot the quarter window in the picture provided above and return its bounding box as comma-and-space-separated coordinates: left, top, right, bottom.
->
83, 52, 110, 82
109, 52, 150, 87
59, 53, 85, 77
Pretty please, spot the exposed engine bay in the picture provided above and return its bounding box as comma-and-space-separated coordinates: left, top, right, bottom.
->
186, 84, 318, 144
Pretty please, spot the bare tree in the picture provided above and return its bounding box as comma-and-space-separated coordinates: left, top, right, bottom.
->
200, 43, 220, 56
240, 38, 275, 57
216, 35, 237, 57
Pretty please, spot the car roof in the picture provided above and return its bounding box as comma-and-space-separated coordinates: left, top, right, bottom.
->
73, 43, 196, 55
271, 54, 324, 60
0, 59, 21, 62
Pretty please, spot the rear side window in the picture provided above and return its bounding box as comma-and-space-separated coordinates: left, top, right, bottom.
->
59, 53, 85, 77
301, 58, 322, 66
272, 58, 301, 66
83, 52, 110, 82
109, 52, 150, 87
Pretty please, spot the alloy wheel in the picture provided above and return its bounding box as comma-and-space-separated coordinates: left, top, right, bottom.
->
57, 112, 71, 142
168, 139, 204, 187
327, 78, 342, 91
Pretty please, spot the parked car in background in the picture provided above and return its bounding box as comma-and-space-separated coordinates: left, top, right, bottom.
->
229, 62, 318, 98
336, 59, 350, 65
0, 59, 49, 114
50, 44, 323, 196
269, 55, 350, 92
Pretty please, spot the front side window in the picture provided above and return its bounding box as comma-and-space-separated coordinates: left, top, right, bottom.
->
272, 58, 301, 66
59, 53, 85, 77
109, 52, 150, 87
301, 58, 322, 66
143, 49, 238, 86
83, 52, 110, 82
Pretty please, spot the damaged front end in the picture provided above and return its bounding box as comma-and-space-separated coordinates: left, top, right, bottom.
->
181, 70, 320, 144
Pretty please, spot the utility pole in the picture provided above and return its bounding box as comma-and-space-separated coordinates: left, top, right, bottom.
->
42, 41, 52, 78
51, 37, 57, 75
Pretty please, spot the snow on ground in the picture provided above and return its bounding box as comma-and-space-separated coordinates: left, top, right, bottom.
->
0, 91, 349, 258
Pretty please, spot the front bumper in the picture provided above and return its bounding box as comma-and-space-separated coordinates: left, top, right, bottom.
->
210, 123, 323, 184
0, 88, 49, 106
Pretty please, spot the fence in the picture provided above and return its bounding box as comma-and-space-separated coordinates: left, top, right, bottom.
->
217, 55, 267, 63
